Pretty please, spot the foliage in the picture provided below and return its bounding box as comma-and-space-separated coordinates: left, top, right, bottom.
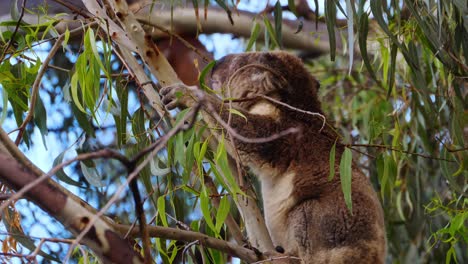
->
0, 0, 466, 263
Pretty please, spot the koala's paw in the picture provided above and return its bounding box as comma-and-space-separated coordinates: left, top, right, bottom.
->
160, 83, 198, 110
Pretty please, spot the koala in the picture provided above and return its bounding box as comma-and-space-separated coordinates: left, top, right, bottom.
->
161, 51, 386, 263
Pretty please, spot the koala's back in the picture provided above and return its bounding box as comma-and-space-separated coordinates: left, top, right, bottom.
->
287, 171, 386, 264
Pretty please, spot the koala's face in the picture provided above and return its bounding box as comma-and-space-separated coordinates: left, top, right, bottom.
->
209, 51, 322, 113
209, 53, 284, 98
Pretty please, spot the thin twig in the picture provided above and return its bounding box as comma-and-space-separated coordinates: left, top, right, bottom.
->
128, 171, 151, 263
251, 255, 302, 264
221, 94, 327, 132
260, 94, 327, 132
347, 146, 376, 159
435, 137, 468, 153
350, 143, 455, 162
181, 240, 200, 264
114, 224, 259, 262
206, 102, 300, 143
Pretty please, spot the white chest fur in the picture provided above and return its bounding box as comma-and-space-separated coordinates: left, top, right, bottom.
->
248, 101, 280, 119
258, 170, 297, 250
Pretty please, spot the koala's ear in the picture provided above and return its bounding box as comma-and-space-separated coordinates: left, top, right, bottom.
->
310, 76, 320, 90
211, 55, 231, 77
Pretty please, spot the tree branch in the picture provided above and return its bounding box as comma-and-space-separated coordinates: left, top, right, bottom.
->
0, 153, 144, 263
114, 224, 259, 263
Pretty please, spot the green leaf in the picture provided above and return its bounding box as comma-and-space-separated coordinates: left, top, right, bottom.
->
228, 108, 247, 121
288, 0, 298, 16
445, 246, 457, 264
72, 102, 95, 137
378, 154, 396, 200
215, 195, 230, 232
370, 0, 417, 70
85, 28, 106, 75
200, 188, 217, 233
2, 208, 60, 262
150, 156, 171, 176
208, 162, 229, 191
263, 16, 280, 49
196, 137, 210, 177
214, 0, 233, 24
325, 0, 337, 61
199, 60, 216, 90
33, 95, 48, 149
70, 64, 86, 113
274, 1, 283, 48
115, 80, 129, 147
53, 150, 83, 187
131, 107, 146, 142
345, 0, 354, 74
339, 147, 353, 213
80, 161, 104, 187
245, 22, 261, 52
215, 138, 244, 198
156, 237, 169, 261
184, 130, 196, 182
358, 12, 378, 83
328, 140, 337, 180
0, 88, 8, 124
10, 0, 20, 20
174, 131, 185, 166
396, 190, 406, 221
157, 195, 169, 227
63, 28, 70, 48
386, 43, 398, 99
313, 0, 319, 28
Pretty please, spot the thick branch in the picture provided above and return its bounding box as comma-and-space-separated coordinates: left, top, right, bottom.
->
137, 6, 336, 54
1, 1, 343, 55
0, 153, 143, 263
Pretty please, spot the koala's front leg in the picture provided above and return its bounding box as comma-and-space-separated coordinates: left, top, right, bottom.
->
160, 83, 200, 109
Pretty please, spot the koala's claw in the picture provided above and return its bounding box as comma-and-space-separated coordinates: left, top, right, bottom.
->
160, 83, 192, 110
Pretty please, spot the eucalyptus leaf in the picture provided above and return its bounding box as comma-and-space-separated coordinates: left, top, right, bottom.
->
339, 148, 353, 213
325, 0, 337, 60
200, 188, 216, 233
246, 22, 261, 52
345, 0, 354, 74
33, 94, 48, 149
215, 195, 230, 233
150, 156, 171, 176
2, 208, 60, 262
274, 1, 283, 48
53, 150, 83, 187
157, 196, 169, 227
263, 16, 280, 49
80, 161, 104, 187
